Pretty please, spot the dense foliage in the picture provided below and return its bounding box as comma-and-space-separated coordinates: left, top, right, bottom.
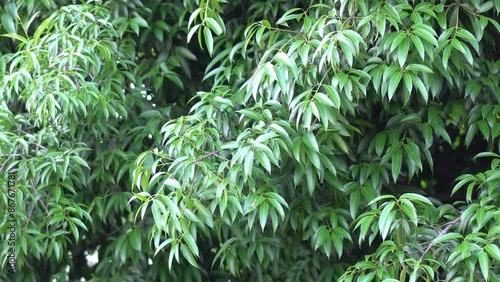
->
1, 0, 499, 281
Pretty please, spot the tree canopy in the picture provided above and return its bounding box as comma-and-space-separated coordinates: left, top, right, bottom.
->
1, 0, 499, 281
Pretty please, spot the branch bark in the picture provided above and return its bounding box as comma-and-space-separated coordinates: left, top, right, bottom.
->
419, 216, 461, 261
190, 150, 220, 164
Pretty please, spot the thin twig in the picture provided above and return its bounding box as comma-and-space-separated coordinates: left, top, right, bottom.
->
419, 216, 461, 261
18, 129, 48, 150
0, 154, 13, 174
190, 150, 220, 164
32, 142, 48, 150
26, 174, 49, 216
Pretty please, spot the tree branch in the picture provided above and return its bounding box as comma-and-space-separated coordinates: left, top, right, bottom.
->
419, 216, 461, 261
18, 129, 49, 150
0, 154, 13, 174
190, 150, 220, 164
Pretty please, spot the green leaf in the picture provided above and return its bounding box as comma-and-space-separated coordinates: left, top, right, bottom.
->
373, 132, 387, 157
314, 92, 335, 107
387, 68, 402, 100
349, 190, 361, 219
305, 168, 316, 195
389, 31, 407, 53
69, 218, 88, 231
183, 209, 201, 223
314, 226, 329, 250
474, 152, 500, 159
129, 20, 139, 35
331, 232, 344, 258
267, 198, 286, 221
300, 44, 311, 65
406, 64, 433, 73
478, 250, 490, 280
450, 39, 473, 65
1, 14, 16, 34
187, 24, 200, 43
484, 244, 500, 261
399, 199, 418, 226
274, 52, 294, 67
412, 75, 428, 103
183, 233, 199, 257
205, 17, 223, 35
154, 238, 174, 257
180, 244, 198, 267
276, 8, 303, 26
411, 34, 425, 59
324, 85, 341, 108
403, 72, 413, 96
129, 228, 142, 251
244, 150, 254, 177
255, 150, 271, 173
379, 201, 396, 239
164, 178, 181, 190
401, 193, 433, 206
412, 24, 437, 46
354, 215, 375, 244
455, 28, 479, 53
133, 17, 149, 28
238, 109, 264, 121
151, 200, 167, 230
203, 27, 214, 55
175, 46, 197, 61
403, 140, 423, 170
396, 36, 410, 67
332, 133, 349, 153
303, 132, 319, 153
1, 33, 27, 44
258, 202, 269, 231
432, 232, 463, 245
391, 146, 403, 182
